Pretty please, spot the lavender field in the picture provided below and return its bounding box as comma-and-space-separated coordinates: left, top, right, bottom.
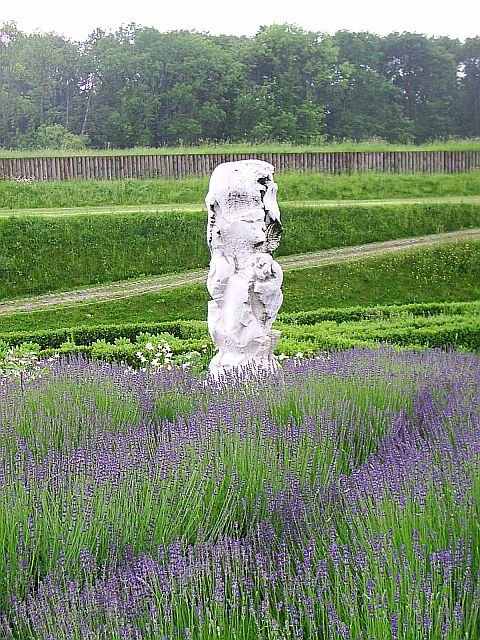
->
0, 347, 479, 639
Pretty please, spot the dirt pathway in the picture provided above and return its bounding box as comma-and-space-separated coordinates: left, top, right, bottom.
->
1, 228, 479, 315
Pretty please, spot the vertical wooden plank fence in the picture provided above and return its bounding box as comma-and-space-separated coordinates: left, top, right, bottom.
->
0, 150, 479, 181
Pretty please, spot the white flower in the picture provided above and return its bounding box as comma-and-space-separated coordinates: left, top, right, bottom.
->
124, 367, 136, 375
295, 352, 304, 358
277, 353, 289, 361
145, 342, 154, 351
151, 358, 160, 366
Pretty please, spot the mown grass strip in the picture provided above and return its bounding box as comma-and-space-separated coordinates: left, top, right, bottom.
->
2, 196, 480, 219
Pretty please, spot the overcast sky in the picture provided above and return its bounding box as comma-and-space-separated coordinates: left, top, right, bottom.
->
3, 0, 479, 42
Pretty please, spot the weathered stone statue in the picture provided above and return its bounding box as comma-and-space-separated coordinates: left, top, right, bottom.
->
206, 159, 283, 376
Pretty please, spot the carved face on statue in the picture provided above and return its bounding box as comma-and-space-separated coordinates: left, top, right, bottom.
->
206, 160, 281, 253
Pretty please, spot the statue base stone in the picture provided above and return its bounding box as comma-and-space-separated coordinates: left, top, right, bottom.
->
207, 327, 282, 379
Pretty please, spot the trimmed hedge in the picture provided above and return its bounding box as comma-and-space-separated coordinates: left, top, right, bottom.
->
279, 300, 480, 325
2, 301, 479, 351
1, 301, 478, 365
276, 315, 480, 355
0, 320, 208, 350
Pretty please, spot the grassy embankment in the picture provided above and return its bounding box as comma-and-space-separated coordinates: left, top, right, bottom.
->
1, 171, 479, 300
1, 170, 479, 209
0, 170, 478, 354
1, 241, 478, 334
1, 138, 479, 157
0, 203, 479, 300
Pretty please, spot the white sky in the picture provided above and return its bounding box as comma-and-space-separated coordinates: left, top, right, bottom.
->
2, 0, 479, 42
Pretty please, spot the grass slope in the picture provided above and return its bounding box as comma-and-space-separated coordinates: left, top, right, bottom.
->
1, 171, 479, 210
1, 202, 479, 299
1, 241, 478, 334
1, 138, 479, 157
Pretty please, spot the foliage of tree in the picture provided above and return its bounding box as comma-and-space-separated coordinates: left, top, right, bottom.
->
380, 32, 459, 141
325, 31, 413, 142
0, 21, 478, 149
32, 124, 89, 149
458, 37, 480, 138
233, 24, 336, 143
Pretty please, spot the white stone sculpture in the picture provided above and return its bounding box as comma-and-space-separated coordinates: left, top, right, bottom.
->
206, 159, 283, 377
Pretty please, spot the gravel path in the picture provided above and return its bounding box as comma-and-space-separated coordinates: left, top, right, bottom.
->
1, 228, 479, 315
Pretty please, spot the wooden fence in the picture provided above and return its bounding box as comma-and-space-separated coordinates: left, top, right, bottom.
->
1, 150, 479, 181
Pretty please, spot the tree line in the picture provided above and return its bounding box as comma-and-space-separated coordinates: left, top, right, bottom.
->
0, 21, 479, 149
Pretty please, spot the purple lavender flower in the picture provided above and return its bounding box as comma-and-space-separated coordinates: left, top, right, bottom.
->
0, 347, 478, 638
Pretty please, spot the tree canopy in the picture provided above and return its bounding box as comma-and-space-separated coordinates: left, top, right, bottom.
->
0, 22, 478, 149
